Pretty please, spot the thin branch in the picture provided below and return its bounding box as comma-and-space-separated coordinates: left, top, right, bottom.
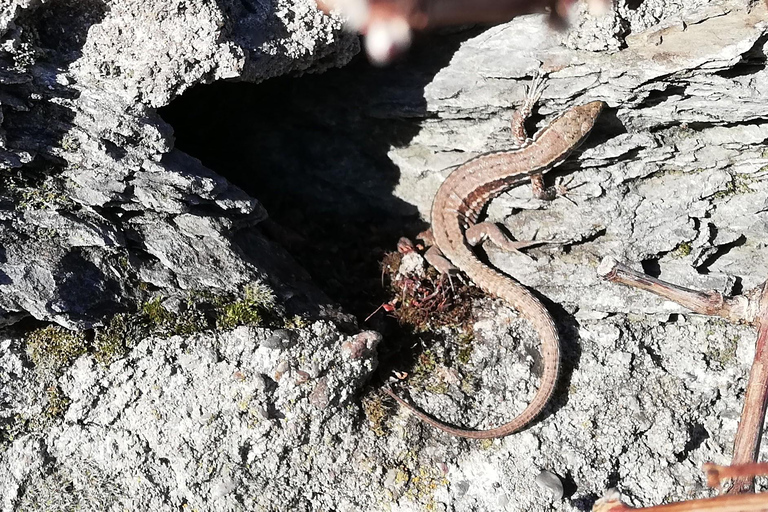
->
592, 491, 768, 511
726, 283, 768, 493
597, 256, 761, 325
704, 462, 768, 489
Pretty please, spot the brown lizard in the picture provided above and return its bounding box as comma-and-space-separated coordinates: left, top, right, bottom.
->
385, 78, 604, 439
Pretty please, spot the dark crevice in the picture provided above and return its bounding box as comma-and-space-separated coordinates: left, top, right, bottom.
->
605, 466, 622, 489
675, 421, 709, 462
695, 234, 747, 274
21, 0, 109, 61
686, 117, 768, 133
640, 257, 661, 278
715, 32, 768, 78
585, 106, 627, 141
731, 275, 744, 296
643, 343, 664, 369
571, 492, 601, 512
160, 28, 482, 387
561, 471, 579, 499
102, 139, 127, 160
557, 227, 608, 255
640, 85, 688, 109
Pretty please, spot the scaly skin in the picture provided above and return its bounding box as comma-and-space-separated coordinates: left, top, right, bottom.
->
386, 100, 604, 439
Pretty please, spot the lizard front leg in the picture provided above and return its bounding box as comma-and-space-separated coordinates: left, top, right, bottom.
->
511, 73, 562, 200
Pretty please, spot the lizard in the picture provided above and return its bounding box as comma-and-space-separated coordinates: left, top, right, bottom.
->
385, 76, 604, 439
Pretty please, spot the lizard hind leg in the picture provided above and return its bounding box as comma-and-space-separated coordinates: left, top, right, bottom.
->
423, 245, 458, 275
465, 221, 552, 262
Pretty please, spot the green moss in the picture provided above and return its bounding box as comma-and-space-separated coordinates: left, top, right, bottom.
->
244, 281, 277, 310
402, 464, 449, 509
93, 312, 151, 366
363, 394, 389, 437
413, 349, 437, 378
44, 386, 71, 420
25, 282, 281, 374
671, 241, 692, 258
59, 134, 81, 152
707, 334, 739, 367
26, 325, 88, 378
137, 282, 279, 338
424, 381, 449, 395
215, 282, 277, 330
284, 315, 308, 330
216, 300, 262, 330
0, 414, 31, 447
456, 332, 474, 365
18, 180, 75, 211
712, 173, 755, 199
142, 296, 175, 328
137, 294, 205, 337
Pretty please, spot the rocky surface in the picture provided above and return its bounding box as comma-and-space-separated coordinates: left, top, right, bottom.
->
1, 0, 768, 511
0, 0, 358, 328
1, 324, 380, 511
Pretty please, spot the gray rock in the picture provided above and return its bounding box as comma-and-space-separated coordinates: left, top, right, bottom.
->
1, 0, 767, 511
535, 470, 564, 500
0, 0, 356, 328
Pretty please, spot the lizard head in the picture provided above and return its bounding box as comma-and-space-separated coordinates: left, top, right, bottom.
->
536, 100, 604, 147
570, 100, 605, 136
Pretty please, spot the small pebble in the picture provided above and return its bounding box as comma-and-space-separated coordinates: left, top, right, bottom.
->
309, 377, 330, 409
535, 470, 564, 500
262, 329, 292, 349
341, 331, 382, 359
273, 360, 290, 381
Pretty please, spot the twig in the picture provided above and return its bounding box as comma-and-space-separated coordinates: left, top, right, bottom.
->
594, 464, 768, 510
593, 490, 768, 511
726, 283, 768, 493
703, 462, 768, 489
596, 256, 760, 325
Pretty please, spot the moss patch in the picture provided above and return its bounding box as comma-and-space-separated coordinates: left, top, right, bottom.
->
712, 173, 755, 199
26, 325, 88, 379
27, 281, 283, 373
706, 334, 739, 368
362, 393, 390, 437
44, 385, 72, 420
456, 332, 474, 365
0, 414, 32, 447
671, 241, 692, 258
402, 464, 449, 510
215, 282, 276, 330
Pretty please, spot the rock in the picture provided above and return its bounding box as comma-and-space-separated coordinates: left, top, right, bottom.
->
1, 0, 767, 511
535, 470, 565, 500
0, 0, 357, 328
341, 330, 382, 360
